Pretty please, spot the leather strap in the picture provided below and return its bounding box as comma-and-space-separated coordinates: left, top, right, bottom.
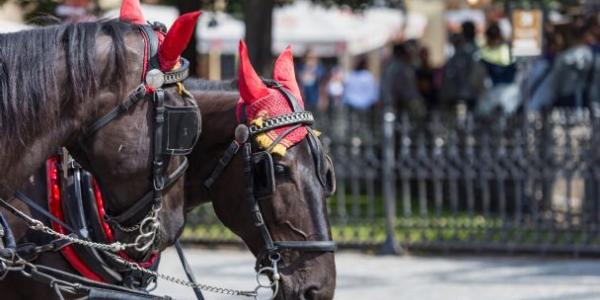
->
14, 191, 76, 233
274, 241, 337, 252
175, 240, 205, 300
83, 85, 147, 139
0, 210, 15, 250
243, 143, 276, 252
203, 141, 241, 189
107, 157, 188, 226
152, 89, 167, 195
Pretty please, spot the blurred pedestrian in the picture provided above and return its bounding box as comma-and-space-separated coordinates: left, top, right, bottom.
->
381, 43, 425, 117
441, 21, 488, 111
325, 66, 345, 140
523, 26, 565, 113
480, 22, 514, 84
343, 57, 379, 137
478, 22, 519, 116
548, 16, 599, 109
416, 47, 439, 111
297, 49, 326, 112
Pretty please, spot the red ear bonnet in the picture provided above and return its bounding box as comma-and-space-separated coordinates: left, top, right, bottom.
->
273, 46, 303, 105
119, 0, 146, 25
238, 40, 270, 104
158, 11, 201, 71
236, 42, 308, 155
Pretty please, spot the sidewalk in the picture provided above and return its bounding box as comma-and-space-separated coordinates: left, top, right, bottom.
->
155, 247, 600, 300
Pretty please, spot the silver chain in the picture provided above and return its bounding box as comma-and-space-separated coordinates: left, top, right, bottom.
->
0, 198, 280, 299
106, 252, 280, 299
29, 219, 136, 252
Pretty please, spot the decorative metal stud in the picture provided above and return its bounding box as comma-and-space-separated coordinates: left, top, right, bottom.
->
146, 69, 165, 89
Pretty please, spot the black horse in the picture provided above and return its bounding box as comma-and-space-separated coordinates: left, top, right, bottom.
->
0, 6, 202, 297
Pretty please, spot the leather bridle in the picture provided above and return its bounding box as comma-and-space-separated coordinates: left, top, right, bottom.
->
203, 79, 336, 296
78, 24, 200, 254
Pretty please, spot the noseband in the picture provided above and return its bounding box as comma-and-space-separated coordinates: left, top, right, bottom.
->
203, 79, 336, 297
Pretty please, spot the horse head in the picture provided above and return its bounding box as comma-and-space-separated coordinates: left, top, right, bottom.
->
187, 41, 336, 300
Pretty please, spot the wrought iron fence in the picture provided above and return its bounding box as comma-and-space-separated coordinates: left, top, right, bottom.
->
183, 106, 600, 255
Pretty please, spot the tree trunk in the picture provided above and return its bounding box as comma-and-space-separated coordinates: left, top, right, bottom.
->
243, 0, 274, 75
175, 0, 202, 76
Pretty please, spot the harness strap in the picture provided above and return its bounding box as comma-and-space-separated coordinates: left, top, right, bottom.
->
243, 143, 276, 252
83, 85, 148, 138
13, 191, 76, 233
107, 157, 188, 226
203, 141, 241, 189
273, 241, 337, 252
27, 264, 168, 300
16, 238, 73, 262
174, 240, 205, 300
263, 79, 303, 112
265, 124, 302, 153
248, 111, 313, 136
0, 209, 15, 251
152, 89, 167, 195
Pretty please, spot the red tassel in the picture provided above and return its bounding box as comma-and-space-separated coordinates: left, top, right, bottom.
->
238, 40, 269, 103
273, 46, 302, 104
119, 0, 145, 25
158, 11, 201, 71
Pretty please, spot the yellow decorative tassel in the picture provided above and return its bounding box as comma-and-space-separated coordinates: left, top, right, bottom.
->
312, 129, 322, 137
254, 133, 287, 156
252, 118, 264, 128
270, 143, 287, 156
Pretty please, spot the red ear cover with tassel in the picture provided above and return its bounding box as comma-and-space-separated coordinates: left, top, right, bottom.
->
158, 11, 201, 71
119, 0, 146, 25
236, 41, 308, 154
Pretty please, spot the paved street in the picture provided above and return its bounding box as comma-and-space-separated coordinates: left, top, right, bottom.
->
154, 247, 600, 300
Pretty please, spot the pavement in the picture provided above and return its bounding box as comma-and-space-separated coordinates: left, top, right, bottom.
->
154, 247, 600, 300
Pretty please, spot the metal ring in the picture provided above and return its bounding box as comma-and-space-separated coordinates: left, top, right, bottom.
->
253, 280, 279, 300
256, 267, 278, 288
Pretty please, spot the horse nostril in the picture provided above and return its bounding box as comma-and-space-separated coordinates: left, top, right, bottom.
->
302, 286, 320, 300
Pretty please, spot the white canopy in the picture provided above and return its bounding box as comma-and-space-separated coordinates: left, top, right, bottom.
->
199, 1, 416, 57
197, 11, 244, 55
104, 2, 423, 57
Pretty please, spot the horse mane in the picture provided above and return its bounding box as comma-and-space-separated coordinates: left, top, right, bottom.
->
0, 20, 133, 143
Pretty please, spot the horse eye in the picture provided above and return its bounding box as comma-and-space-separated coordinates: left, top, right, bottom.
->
274, 164, 287, 174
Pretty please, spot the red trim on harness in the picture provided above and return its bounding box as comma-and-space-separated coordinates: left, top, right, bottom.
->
46, 156, 105, 282
91, 179, 159, 269
92, 179, 114, 242
140, 28, 150, 82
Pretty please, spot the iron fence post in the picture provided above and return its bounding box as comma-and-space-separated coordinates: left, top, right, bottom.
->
379, 108, 403, 255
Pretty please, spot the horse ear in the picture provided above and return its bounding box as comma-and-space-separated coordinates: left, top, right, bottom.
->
273, 46, 302, 101
119, 0, 146, 25
238, 40, 269, 103
158, 11, 201, 71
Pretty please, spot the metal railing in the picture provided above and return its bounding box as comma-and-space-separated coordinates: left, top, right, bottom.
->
183, 106, 600, 255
